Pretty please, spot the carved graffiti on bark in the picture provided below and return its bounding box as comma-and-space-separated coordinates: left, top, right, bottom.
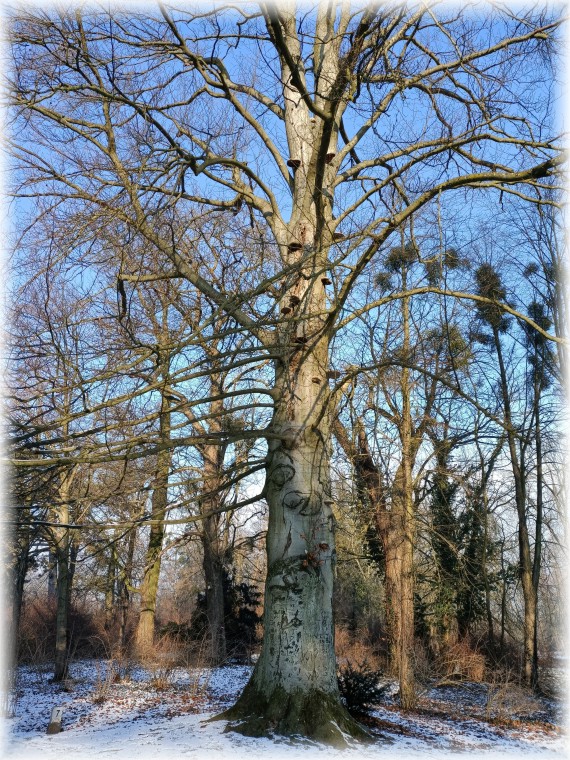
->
283, 490, 310, 512
271, 463, 296, 488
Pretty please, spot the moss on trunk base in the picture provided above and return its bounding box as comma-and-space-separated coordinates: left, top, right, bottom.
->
212, 680, 371, 747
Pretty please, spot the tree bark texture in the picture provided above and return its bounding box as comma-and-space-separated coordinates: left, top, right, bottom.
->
134, 405, 171, 658
224, 336, 366, 742
118, 526, 137, 656
390, 283, 416, 709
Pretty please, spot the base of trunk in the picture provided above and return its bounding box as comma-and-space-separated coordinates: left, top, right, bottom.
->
212, 679, 370, 746
398, 681, 417, 710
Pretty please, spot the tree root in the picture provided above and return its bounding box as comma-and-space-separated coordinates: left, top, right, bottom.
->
211, 679, 372, 746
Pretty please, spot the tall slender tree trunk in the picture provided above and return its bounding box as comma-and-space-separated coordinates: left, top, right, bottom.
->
47, 547, 57, 605
118, 525, 137, 656
134, 403, 171, 658
531, 380, 543, 689
200, 385, 227, 665
104, 541, 117, 631
53, 470, 74, 682
482, 489, 495, 646
10, 499, 33, 659
394, 273, 416, 709
493, 328, 536, 686
396, 443, 416, 708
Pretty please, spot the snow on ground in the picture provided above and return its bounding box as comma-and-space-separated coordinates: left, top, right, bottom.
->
1, 659, 567, 759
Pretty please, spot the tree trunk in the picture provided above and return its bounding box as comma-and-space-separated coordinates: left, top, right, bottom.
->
118, 525, 137, 656
333, 399, 416, 708
47, 547, 57, 605
395, 275, 416, 709
199, 386, 228, 665
493, 327, 536, 686
201, 517, 227, 664
222, 338, 366, 743
104, 541, 117, 631
531, 381, 543, 690
220, 6, 369, 741
482, 490, 495, 646
390, 465, 416, 709
53, 543, 70, 681
10, 504, 33, 658
53, 471, 74, 682
134, 405, 171, 658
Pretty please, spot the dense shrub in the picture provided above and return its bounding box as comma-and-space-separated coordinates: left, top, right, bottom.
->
337, 661, 388, 714
183, 568, 262, 663
433, 639, 486, 682
18, 599, 108, 664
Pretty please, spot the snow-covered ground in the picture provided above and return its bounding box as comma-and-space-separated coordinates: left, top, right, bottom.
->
1, 660, 566, 759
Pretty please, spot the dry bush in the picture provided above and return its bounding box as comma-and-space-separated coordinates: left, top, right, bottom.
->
91, 660, 117, 704
335, 626, 382, 671
18, 599, 55, 666
18, 598, 108, 667
485, 671, 543, 721
434, 639, 486, 683
144, 634, 185, 691
412, 640, 434, 684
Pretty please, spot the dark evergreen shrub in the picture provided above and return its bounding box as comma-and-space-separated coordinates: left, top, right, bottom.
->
189, 568, 262, 662
337, 661, 388, 714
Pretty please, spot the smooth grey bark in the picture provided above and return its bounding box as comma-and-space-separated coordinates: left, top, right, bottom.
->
222, 338, 366, 742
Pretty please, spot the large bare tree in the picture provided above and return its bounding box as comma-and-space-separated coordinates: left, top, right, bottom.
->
10, 2, 562, 742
